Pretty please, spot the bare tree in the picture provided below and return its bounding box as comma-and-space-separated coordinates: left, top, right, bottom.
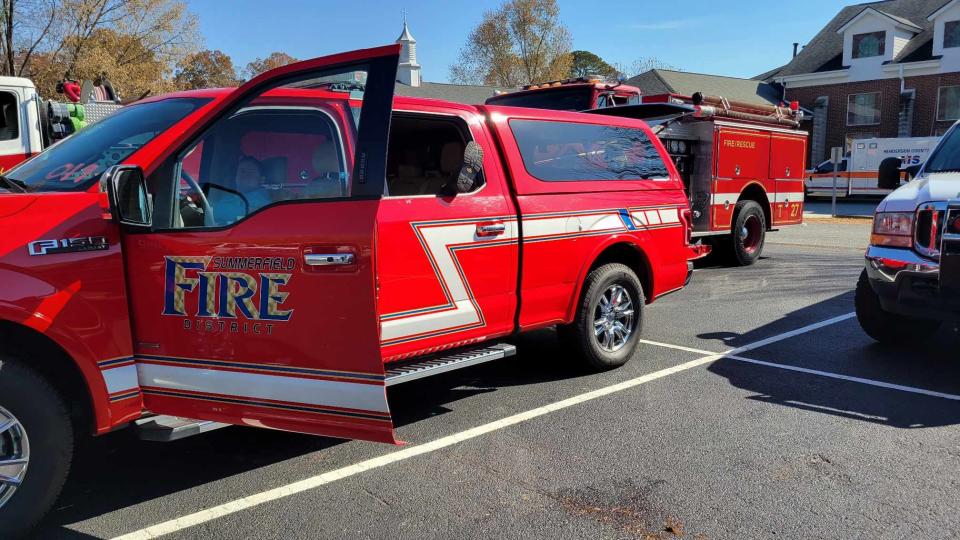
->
244, 51, 297, 79
450, 0, 571, 87
614, 57, 678, 79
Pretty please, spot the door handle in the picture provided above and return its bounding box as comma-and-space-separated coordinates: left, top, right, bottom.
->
304, 253, 355, 266
476, 222, 506, 237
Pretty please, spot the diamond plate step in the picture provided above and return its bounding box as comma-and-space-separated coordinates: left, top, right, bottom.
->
385, 343, 516, 386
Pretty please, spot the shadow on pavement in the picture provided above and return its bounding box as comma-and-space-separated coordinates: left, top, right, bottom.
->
40, 329, 590, 537
697, 293, 960, 429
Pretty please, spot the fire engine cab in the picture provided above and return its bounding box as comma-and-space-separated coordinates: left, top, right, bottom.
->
0, 45, 704, 536
487, 85, 808, 265
486, 77, 642, 111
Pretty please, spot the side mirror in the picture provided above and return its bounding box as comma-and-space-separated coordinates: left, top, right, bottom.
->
103, 165, 152, 227
877, 157, 904, 190
454, 141, 484, 194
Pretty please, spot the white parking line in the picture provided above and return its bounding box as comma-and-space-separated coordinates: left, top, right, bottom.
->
725, 355, 960, 401
111, 314, 852, 540
640, 312, 960, 402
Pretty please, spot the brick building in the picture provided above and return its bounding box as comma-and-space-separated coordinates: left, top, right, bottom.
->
761, 0, 960, 165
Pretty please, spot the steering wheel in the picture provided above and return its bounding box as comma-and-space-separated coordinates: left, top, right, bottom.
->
179, 170, 215, 225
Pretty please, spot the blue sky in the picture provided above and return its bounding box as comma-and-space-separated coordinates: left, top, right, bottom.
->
186, 0, 846, 81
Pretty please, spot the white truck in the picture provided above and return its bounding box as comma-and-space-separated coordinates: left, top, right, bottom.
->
856, 123, 960, 343
0, 76, 122, 173
806, 136, 940, 197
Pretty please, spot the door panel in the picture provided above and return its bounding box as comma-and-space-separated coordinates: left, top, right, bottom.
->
376, 109, 518, 361
120, 46, 400, 442
770, 134, 806, 226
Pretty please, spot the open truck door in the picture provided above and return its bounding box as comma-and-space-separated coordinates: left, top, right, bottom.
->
115, 45, 400, 443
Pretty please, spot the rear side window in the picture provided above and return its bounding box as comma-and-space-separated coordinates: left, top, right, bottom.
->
509, 119, 669, 182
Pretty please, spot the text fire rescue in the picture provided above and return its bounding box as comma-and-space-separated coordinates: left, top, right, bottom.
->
163, 255, 295, 334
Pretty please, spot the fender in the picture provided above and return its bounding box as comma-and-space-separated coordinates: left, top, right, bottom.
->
563, 234, 655, 324
737, 181, 773, 227
0, 268, 138, 434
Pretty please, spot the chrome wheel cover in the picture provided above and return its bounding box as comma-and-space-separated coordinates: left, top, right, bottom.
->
593, 284, 635, 352
0, 405, 29, 509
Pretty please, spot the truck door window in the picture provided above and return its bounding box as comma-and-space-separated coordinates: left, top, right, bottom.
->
509, 119, 669, 181
171, 105, 351, 228
385, 114, 481, 196
0, 91, 18, 141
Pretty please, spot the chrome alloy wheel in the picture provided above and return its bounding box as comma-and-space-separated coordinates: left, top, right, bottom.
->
0, 405, 29, 509
593, 284, 635, 352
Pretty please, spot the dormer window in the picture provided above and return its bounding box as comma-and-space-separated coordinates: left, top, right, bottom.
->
945, 21, 960, 48
852, 31, 886, 58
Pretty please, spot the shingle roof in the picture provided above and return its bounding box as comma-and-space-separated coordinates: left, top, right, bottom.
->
626, 69, 784, 107
393, 81, 515, 105
777, 0, 951, 77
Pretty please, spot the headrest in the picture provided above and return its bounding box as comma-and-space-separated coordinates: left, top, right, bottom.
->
440, 142, 464, 174
261, 157, 287, 184
312, 144, 340, 173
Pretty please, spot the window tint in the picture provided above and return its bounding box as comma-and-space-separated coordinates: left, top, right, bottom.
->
847, 92, 881, 126
8, 98, 208, 192
510, 119, 669, 182
386, 114, 479, 196
924, 126, 960, 173
173, 107, 348, 228
852, 31, 885, 58
0, 91, 18, 142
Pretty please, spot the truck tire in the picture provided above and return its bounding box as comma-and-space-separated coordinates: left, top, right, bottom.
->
559, 263, 644, 370
854, 270, 940, 345
730, 200, 766, 266
0, 359, 74, 538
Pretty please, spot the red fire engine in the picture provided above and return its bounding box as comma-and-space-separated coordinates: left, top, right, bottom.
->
487, 85, 808, 265
487, 77, 642, 111
0, 45, 705, 535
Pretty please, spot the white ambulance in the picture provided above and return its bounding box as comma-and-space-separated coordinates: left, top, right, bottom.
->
806, 136, 940, 197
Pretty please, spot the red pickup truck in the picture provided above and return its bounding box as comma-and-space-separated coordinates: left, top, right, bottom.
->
0, 45, 703, 535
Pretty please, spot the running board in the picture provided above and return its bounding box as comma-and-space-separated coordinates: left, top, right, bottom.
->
386, 343, 516, 386
135, 415, 229, 442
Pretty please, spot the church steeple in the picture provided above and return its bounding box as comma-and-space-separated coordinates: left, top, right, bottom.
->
395, 13, 421, 87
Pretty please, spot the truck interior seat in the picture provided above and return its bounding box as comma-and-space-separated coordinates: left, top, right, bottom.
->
309, 144, 343, 197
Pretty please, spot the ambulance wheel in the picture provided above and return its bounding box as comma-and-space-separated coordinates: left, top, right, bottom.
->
854, 270, 940, 345
559, 263, 644, 370
730, 200, 765, 266
0, 358, 74, 538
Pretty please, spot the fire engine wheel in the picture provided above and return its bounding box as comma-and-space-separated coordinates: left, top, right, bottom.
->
559, 263, 644, 370
854, 270, 941, 345
730, 200, 766, 266
0, 359, 73, 538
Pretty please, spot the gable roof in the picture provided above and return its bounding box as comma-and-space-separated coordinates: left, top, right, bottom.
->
836, 6, 922, 33
777, 0, 952, 77
626, 69, 784, 107
394, 81, 515, 104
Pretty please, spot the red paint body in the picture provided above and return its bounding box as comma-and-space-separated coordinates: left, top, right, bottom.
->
0, 46, 700, 444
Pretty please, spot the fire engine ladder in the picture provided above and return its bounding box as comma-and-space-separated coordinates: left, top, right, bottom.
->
385, 342, 516, 386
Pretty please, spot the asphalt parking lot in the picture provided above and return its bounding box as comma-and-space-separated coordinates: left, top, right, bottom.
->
39, 216, 960, 540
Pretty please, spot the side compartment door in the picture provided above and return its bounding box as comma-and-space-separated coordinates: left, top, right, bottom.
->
119, 46, 400, 443
713, 128, 770, 229
769, 134, 806, 225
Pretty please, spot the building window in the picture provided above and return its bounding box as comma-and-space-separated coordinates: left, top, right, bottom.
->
847, 92, 881, 126
945, 21, 960, 48
937, 86, 960, 121
852, 31, 886, 58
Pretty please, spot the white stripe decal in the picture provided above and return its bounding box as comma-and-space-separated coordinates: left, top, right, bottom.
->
773, 191, 805, 203
710, 193, 741, 206
381, 208, 681, 345
137, 363, 390, 413
102, 364, 138, 394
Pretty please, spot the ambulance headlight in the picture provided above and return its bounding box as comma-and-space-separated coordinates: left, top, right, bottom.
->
871, 212, 914, 248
